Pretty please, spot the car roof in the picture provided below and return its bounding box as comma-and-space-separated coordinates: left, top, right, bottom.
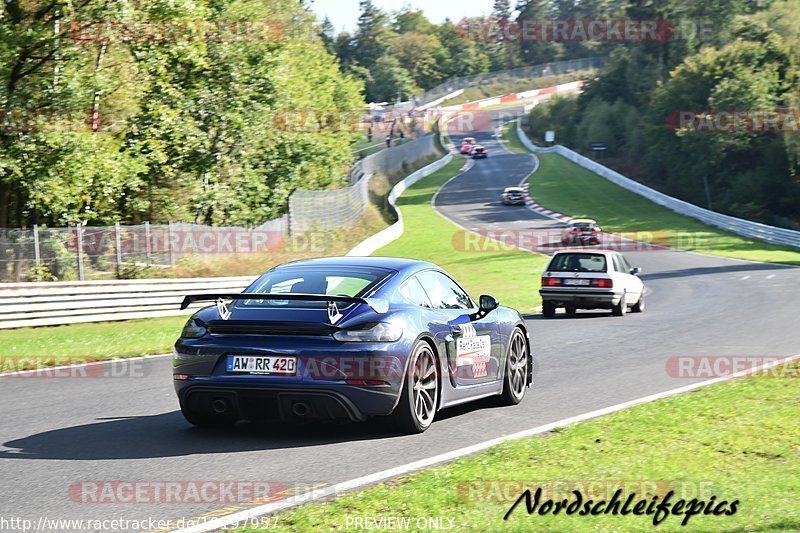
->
570, 218, 597, 224
473, 145, 485, 149
551, 249, 617, 257
273, 256, 438, 275
504, 187, 524, 192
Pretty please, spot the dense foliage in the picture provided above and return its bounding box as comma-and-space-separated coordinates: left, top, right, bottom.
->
526, 0, 800, 226
326, 0, 624, 103
0, 0, 363, 227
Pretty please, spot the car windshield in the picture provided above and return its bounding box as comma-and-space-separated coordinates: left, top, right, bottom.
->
548, 253, 608, 273
573, 222, 595, 229
238, 266, 392, 308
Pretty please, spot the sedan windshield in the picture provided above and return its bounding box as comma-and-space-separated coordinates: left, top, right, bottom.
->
548, 253, 607, 273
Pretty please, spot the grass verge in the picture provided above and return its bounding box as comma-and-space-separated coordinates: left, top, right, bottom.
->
238, 362, 800, 532
374, 158, 549, 314
502, 122, 800, 265
0, 316, 186, 366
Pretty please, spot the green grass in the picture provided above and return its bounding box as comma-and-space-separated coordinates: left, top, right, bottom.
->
0, 315, 186, 367
375, 158, 549, 314
239, 364, 800, 532
502, 122, 800, 265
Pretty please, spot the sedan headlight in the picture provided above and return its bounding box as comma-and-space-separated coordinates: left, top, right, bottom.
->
181, 318, 207, 339
333, 322, 402, 342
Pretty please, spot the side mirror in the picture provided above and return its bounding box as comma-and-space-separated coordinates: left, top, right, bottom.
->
479, 294, 499, 314
630, 267, 642, 276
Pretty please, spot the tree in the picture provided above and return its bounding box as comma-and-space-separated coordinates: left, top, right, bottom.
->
353, 0, 395, 71
366, 55, 417, 103
392, 32, 446, 90
393, 8, 436, 35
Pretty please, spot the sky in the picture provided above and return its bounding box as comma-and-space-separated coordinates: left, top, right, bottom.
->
308, 0, 495, 34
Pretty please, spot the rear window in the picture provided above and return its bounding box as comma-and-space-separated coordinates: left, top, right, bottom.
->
547, 253, 608, 273
239, 266, 392, 308
572, 222, 595, 229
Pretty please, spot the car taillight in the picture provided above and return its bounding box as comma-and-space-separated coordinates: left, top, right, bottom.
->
570, 229, 580, 234
541, 277, 561, 287
591, 279, 613, 288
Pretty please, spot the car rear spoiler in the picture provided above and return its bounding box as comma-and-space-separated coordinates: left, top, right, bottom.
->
180, 293, 389, 314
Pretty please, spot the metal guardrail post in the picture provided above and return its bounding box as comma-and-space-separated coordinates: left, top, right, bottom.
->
76, 223, 84, 281
144, 221, 152, 266
114, 222, 122, 275
32, 225, 40, 267
167, 221, 175, 266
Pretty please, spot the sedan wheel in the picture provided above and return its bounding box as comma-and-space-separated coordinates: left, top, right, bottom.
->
390, 341, 439, 434
612, 292, 627, 316
499, 329, 529, 405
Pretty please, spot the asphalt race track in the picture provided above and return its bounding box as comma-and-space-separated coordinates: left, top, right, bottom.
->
2, 112, 799, 531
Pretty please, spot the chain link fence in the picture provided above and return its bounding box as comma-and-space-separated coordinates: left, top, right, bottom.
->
0, 133, 442, 281
290, 133, 442, 234
413, 57, 606, 109
0, 218, 288, 282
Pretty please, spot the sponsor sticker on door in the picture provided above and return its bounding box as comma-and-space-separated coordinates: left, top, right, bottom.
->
456, 336, 491, 377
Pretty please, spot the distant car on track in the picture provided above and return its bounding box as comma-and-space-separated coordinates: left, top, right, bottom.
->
539, 250, 645, 317
174, 257, 532, 434
459, 143, 473, 155
471, 145, 488, 159
562, 218, 602, 245
462, 137, 476, 145
501, 187, 527, 205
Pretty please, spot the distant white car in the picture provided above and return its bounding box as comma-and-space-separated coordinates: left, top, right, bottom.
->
539, 250, 645, 317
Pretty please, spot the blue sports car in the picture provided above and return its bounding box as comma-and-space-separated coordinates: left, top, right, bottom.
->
173, 257, 532, 433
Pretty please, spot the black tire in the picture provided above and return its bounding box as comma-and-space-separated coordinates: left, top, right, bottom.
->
565, 306, 577, 317
632, 294, 645, 313
498, 328, 529, 406
612, 292, 627, 317
389, 340, 439, 434
542, 302, 556, 318
180, 402, 237, 428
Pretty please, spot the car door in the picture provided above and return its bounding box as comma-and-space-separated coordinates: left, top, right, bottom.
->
416, 270, 501, 387
613, 253, 642, 301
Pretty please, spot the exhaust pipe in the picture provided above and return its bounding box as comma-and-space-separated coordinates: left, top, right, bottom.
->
291, 401, 311, 418
212, 399, 228, 414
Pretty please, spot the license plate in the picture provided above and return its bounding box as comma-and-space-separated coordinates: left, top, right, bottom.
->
563, 279, 590, 286
226, 355, 297, 375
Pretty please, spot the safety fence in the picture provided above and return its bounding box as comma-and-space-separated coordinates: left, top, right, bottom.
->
0, 134, 443, 282
289, 133, 443, 234
516, 120, 800, 248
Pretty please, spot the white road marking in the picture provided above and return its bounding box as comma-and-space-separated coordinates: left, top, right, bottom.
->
741, 275, 751, 280
170, 353, 800, 533
766, 274, 776, 279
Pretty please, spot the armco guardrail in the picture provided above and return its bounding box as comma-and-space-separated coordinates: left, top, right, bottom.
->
413, 57, 605, 109
0, 276, 256, 329
347, 153, 454, 257
516, 121, 800, 248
